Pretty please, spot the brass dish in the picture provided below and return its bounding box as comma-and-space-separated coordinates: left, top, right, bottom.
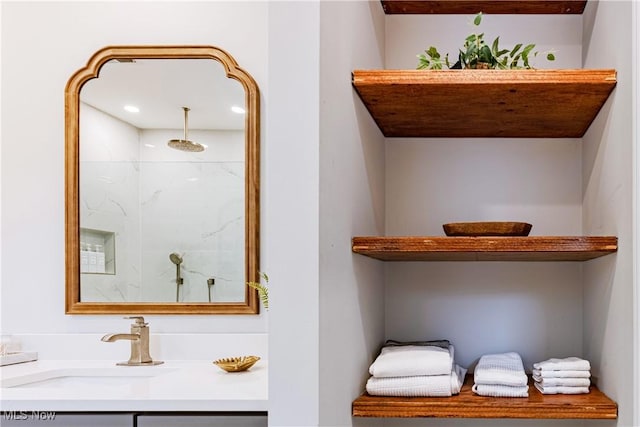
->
213, 355, 260, 372
443, 221, 532, 237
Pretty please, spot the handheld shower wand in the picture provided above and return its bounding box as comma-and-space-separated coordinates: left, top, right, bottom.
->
169, 253, 184, 302
207, 278, 215, 302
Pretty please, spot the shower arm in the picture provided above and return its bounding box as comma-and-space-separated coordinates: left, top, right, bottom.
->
175, 264, 183, 302
182, 107, 189, 142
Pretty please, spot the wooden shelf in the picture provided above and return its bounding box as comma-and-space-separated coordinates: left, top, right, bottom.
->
380, 1, 587, 15
353, 375, 617, 419
352, 236, 618, 261
352, 69, 617, 138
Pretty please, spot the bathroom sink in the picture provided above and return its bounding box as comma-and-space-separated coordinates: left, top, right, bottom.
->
1, 366, 177, 389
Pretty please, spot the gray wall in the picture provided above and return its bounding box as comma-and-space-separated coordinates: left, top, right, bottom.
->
319, 2, 386, 426
582, 1, 635, 426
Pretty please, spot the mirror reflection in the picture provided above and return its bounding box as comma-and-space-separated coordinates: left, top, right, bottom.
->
65, 47, 260, 314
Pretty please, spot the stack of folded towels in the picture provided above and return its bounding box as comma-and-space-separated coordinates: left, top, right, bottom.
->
366, 339, 467, 397
532, 357, 591, 395
472, 352, 529, 397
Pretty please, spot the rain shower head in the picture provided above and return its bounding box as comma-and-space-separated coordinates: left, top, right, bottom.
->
169, 253, 183, 265
168, 107, 205, 152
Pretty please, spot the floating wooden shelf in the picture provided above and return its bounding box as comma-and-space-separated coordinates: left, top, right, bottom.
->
380, 1, 587, 15
353, 375, 617, 419
352, 69, 617, 138
352, 236, 618, 261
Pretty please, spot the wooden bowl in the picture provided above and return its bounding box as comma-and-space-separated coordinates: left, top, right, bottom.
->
213, 355, 260, 372
443, 222, 532, 237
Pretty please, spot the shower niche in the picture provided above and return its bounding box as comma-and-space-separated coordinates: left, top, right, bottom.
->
79, 228, 115, 274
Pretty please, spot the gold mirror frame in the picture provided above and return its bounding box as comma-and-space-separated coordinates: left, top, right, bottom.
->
65, 46, 260, 314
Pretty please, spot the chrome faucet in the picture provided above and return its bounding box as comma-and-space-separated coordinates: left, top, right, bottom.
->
101, 316, 163, 366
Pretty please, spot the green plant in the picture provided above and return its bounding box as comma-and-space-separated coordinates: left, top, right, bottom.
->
246, 272, 269, 310
417, 13, 555, 70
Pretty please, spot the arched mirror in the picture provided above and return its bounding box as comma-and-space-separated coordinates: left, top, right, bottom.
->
65, 46, 260, 314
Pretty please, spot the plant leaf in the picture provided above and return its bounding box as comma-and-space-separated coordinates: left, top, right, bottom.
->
510, 43, 523, 57
473, 12, 482, 26
247, 271, 269, 310
427, 46, 441, 59
247, 281, 269, 310
521, 44, 536, 57
491, 36, 500, 55
547, 53, 556, 61
479, 45, 492, 63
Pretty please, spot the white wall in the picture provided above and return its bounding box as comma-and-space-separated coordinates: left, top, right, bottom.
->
384, 139, 584, 370
582, 1, 635, 426
0, 1, 268, 335
266, 2, 321, 426
634, 3, 640, 425
319, 2, 386, 427
386, 13, 582, 70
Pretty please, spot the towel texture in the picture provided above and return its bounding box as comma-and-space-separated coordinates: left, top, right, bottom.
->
532, 368, 591, 378
532, 375, 590, 387
533, 357, 590, 372
384, 339, 450, 350
369, 344, 454, 378
534, 382, 589, 395
473, 352, 528, 387
472, 383, 529, 398
366, 365, 467, 397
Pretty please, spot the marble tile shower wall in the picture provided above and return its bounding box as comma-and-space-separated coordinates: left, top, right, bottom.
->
139, 161, 244, 302
79, 103, 245, 303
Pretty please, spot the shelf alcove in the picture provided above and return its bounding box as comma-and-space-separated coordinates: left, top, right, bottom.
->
351, 2, 621, 421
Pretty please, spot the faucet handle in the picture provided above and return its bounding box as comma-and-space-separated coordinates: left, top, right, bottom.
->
124, 316, 147, 327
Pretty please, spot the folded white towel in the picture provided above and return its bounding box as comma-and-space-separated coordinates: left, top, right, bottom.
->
472, 383, 529, 398
533, 357, 590, 372
532, 375, 590, 387
474, 352, 528, 387
450, 364, 467, 395
369, 344, 454, 378
534, 382, 590, 395
532, 368, 591, 378
366, 365, 467, 397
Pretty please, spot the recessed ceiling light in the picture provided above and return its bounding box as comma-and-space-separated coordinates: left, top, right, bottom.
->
231, 105, 245, 114
124, 105, 140, 113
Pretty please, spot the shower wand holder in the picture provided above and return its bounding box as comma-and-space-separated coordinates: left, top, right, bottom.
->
169, 252, 184, 302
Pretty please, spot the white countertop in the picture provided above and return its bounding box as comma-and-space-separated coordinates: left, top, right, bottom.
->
0, 359, 267, 412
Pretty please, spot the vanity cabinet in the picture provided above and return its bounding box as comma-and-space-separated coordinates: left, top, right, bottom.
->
0, 413, 268, 427
0, 413, 133, 427
350, 0, 619, 420
136, 413, 268, 427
